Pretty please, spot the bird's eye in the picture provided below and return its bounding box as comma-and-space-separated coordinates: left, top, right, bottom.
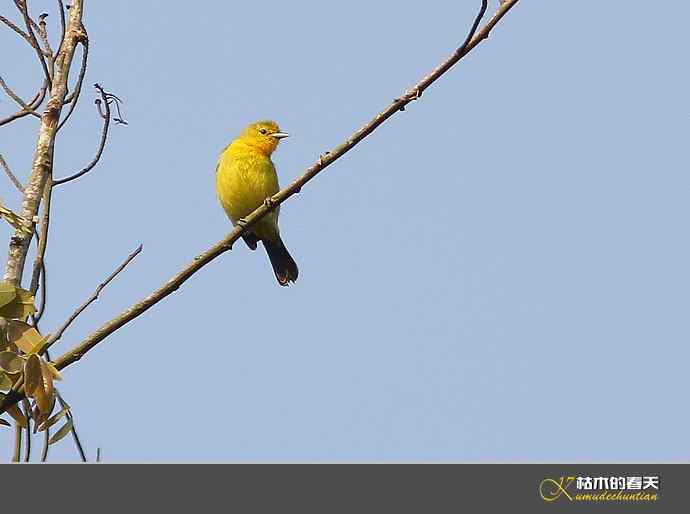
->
259, 128, 268, 135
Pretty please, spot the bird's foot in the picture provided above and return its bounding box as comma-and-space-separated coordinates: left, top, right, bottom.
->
236, 217, 248, 229
264, 197, 275, 209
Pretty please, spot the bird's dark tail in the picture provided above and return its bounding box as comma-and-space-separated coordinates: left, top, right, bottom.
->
263, 237, 298, 286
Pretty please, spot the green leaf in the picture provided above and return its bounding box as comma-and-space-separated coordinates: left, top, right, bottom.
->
48, 419, 73, 445
0, 288, 36, 320
0, 281, 16, 309
0, 351, 23, 374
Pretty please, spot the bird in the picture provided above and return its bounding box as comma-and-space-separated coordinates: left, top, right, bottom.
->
216, 120, 298, 286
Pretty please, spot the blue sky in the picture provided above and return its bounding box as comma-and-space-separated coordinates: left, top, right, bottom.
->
1, 1, 688, 461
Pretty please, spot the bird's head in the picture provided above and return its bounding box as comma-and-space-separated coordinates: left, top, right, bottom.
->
239, 120, 289, 156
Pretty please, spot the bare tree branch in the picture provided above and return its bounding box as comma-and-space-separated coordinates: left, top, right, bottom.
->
56, 390, 86, 462
58, 40, 88, 129
37, 13, 54, 57
54, 83, 113, 186
0, 153, 24, 193
17, 0, 53, 90
0, 80, 47, 127
42, 244, 143, 354
54, 0, 66, 58
40, 423, 49, 461
29, 181, 52, 301
12, 423, 21, 462
0, 13, 35, 47
2, 0, 86, 286
0, 75, 40, 117
22, 398, 31, 461
37, 13, 55, 80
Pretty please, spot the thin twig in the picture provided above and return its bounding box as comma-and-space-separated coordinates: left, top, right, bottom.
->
33, 260, 47, 325
55, 390, 86, 462
0, 154, 24, 193
55, 84, 113, 186
12, 424, 21, 462
30, 180, 52, 297
17, 0, 53, 90
55, 0, 66, 57
41, 424, 49, 461
0, 0, 520, 414
0, 81, 47, 127
42, 244, 143, 353
40, 348, 52, 461
58, 40, 88, 130
0, 75, 40, 117
29, 180, 52, 331
37, 13, 55, 79
0, 13, 34, 47
22, 398, 31, 461
37, 13, 54, 56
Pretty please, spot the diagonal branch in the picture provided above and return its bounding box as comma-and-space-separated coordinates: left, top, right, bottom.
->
0, 80, 47, 127
0, 154, 24, 193
0, 76, 40, 117
0, 0, 520, 415
42, 244, 143, 353
0, 13, 35, 47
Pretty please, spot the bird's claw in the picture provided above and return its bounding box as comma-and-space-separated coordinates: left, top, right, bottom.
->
264, 197, 275, 209
236, 217, 248, 228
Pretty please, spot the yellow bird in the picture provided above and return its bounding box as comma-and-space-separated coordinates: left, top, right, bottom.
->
216, 120, 298, 286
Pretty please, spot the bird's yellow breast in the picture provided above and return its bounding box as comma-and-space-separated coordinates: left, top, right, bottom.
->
216, 140, 280, 239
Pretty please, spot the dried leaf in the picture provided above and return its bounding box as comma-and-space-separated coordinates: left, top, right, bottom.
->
44, 361, 63, 381
6, 403, 27, 428
40, 359, 54, 399
24, 354, 42, 397
48, 418, 73, 445
0, 288, 36, 320
0, 281, 16, 309
0, 351, 23, 374
7, 321, 44, 353
33, 377, 54, 415
0, 417, 11, 427
0, 372, 12, 393
37, 407, 68, 433
33, 410, 48, 433
0, 320, 9, 351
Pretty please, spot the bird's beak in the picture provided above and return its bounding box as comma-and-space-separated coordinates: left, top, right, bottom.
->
272, 132, 290, 140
